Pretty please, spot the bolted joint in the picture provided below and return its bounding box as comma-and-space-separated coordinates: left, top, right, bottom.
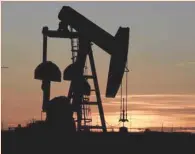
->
58, 21, 69, 32
42, 26, 49, 35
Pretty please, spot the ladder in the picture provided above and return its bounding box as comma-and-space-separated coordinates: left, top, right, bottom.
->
81, 60, 92, 130
82, 47, 107, 132
69, 27, 106, 132
70, 27, 78, 63
70, 27, 93, 131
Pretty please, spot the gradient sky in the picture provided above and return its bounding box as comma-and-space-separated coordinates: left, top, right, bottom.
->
1, 1, 195, 130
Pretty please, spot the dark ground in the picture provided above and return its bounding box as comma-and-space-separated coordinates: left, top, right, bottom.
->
2, 128, 195, 154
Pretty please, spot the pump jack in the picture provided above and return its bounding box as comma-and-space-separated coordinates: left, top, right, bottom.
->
35, 6, 130, 132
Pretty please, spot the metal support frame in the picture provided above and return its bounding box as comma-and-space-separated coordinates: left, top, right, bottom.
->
41, 27, 107, 132
42, 27, 51, 112
88, 49, 107, 132
70, 39, 107, 132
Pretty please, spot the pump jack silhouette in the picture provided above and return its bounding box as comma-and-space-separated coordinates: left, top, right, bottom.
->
35, 6, 130, 132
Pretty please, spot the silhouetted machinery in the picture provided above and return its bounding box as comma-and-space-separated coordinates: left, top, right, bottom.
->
35, 6, 130, 132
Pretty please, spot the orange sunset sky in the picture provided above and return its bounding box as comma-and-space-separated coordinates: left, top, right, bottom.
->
1, 1, 195, 131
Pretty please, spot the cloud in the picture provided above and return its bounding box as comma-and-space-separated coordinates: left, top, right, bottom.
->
3, 94, 195, 128
176, 61, 195, 67
98, 94, 195, 127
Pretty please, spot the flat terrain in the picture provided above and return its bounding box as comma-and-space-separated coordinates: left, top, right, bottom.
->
2, 128, 195, 154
